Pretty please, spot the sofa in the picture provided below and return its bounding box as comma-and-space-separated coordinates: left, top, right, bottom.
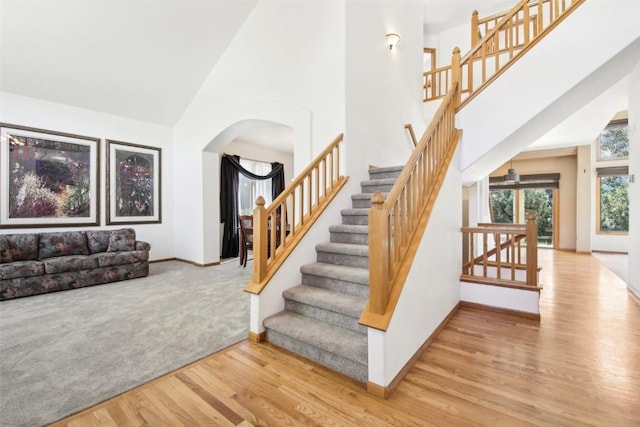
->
0, 228, 150, 300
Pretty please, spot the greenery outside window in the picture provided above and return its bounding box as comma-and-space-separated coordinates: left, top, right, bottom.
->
598, 119, 628, 161
596, 167, 629, 234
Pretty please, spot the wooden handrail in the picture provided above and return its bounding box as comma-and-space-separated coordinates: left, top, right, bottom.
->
361, 49, 462, 331
424, 0, 584, 105
404, 124, 418, 148
244, 134, 348, 295
461, 212, 539, 288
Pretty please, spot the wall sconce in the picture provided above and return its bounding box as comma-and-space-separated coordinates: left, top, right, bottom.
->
386, 32, 400, 50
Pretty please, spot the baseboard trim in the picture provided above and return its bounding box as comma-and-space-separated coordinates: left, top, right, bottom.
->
248, 331, 266, 343
175, 258, 220, 268
367, 301, 461, 399
461, 301, 541, 321
149, 257, 177, 263
592, 250, 629, 255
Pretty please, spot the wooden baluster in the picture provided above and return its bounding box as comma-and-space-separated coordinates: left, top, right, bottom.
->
495, 231, 502, 279
526, 211, 538, 286
252, 196, 268, 283
469, 232, 475, 276
523, 1, 531, 44
369, 191, 389, 314
269, 212, 277, 259
538, 0, 543, 32
483, 231, 488, 278
510, 233, 516, 280
471, 10, 479, 49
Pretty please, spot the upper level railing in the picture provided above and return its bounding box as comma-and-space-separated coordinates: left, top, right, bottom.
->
461, 212, 540, 288
423, 0, 584, 106
360, 50, 463, 331
245, 134, 348, 295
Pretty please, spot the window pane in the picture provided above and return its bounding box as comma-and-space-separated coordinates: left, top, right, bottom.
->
599, 175, 629, 232
599, 122, 629, 160
524, 188, 553, 247
489, 190, 513, 223
238, 159, 272, 216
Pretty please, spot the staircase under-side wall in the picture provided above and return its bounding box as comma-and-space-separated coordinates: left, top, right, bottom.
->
263, 165, 403, 382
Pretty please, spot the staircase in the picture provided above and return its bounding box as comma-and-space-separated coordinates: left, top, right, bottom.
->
263, 165, 403, 382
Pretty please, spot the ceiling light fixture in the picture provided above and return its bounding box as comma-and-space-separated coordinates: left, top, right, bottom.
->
386, 32, 401, 50
503, 159, 519, 183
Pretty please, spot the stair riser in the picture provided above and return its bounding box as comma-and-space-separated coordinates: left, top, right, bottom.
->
342, 215, 369, 226
361, 183, 394, 193
301, 274, 369, 299
284, 300, 367, 335
266, 329, 368, 382
330, 231, 368, 245
352, 198, 372, 209
369, 171, 402, 180
317, 251, 368, 269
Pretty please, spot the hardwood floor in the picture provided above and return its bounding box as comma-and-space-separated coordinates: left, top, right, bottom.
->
52, 250, 640, 426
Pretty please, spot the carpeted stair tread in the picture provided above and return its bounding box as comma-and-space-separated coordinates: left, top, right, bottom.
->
329, 224, 369, 234
316, 242, 369, 256
369, 165, 404, 174
264, 312, 367, 365
300, 262, 369, 285
283, 285, 367, 319
351, 193, 388, 201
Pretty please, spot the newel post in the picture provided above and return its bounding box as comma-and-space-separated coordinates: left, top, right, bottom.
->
369, 191, 390, 314
451, 47, 461, 106
252, 196, 268, 284
526, 211, 538, 287
471, 10, 479, 46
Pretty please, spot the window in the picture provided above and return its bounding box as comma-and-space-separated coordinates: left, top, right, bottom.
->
238, 159, 272, 216
597, 167, 629, 234
489, 189, 514, 223
598, 119, 629, 161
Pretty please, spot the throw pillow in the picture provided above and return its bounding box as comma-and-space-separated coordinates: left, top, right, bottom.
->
107, 228, 136, 252
0, 235, 13, 263
86, 230, 112, 253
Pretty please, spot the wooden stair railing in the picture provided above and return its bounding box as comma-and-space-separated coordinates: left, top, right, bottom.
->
245, 134, 349, 295
360, 50, 463, 332
461, 212, 540, 289
424, 0, 584, 106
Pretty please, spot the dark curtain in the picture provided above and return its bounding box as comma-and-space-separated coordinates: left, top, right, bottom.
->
271, 162, 285, 201
220, 155, 240, 258
220, 155, 285, 258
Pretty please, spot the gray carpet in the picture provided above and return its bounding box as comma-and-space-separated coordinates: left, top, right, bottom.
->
0, 259, 251, 427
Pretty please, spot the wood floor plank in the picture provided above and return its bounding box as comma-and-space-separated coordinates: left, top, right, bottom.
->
51, 250, 640, 426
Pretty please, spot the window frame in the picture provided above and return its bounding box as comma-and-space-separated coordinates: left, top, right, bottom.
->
595, 169, 629, 235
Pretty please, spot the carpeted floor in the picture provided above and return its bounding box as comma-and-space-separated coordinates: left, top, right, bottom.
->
0, 259, 251, 427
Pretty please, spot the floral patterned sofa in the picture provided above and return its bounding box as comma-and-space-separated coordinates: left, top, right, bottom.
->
0, 228, 150, 300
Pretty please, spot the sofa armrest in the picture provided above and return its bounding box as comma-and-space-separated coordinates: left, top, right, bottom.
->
135, 241, 151, 252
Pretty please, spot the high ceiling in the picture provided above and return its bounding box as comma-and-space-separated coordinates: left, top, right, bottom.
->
0, 0, 629, 152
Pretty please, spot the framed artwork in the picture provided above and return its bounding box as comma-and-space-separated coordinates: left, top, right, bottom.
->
106, 139, 161, 224
0, 123, 100, 228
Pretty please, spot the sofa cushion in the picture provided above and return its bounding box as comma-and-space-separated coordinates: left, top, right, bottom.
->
92, 250, 149, 268
107, 228, 136, 252
0, 236, 13, 263
4, 234, 39, 261
86, 230, 112, 254
0, 260, 45, 280
38, 231, 90, 260
42, 255, 99, 274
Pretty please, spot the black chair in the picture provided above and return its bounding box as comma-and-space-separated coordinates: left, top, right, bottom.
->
238, 215, 253, 267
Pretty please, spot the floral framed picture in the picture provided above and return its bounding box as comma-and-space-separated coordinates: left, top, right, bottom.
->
0, 123, 100, 228
106, 139, 161, 224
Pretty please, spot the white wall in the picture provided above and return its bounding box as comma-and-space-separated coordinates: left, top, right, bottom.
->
457, 1, 640, 184
0, 92, 174, 260
172, 0, 346, 264
368, 147, 461, 387
345, 0, 425, 190
576, 145, 592, 252
627, 60, 640, 297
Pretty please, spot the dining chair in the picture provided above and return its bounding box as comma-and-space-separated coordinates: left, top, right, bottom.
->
238, 215, 254, 268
